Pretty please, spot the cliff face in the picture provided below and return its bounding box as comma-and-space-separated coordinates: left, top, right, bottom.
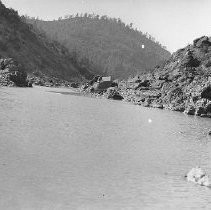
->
0, 1, 93, 82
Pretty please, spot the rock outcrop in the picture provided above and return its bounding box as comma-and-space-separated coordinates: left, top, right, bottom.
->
105, 87, 124, 100
115, 36, 211, 118
0, 58, 31, 87
186, 167, 210, 187
81, 75, 123, 100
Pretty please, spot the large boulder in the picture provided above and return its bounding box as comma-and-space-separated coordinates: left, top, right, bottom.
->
185, 167, 210, 187
184, 105, 195, 115
193, 36, 211, 49
180, 50, 200, 68
89, 80, 118, 93
106, 87, 124, 100
135, 79, 150, 90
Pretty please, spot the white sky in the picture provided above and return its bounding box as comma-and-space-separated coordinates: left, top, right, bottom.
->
2, 0, 211, 52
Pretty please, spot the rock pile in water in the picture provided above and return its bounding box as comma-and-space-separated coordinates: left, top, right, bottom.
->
0, 58, 31, 87
186, 167, 210, 187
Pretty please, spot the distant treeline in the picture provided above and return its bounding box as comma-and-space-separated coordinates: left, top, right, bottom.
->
26, 14, 171, 79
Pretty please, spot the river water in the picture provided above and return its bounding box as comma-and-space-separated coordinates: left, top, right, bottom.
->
0, 86, 211, 210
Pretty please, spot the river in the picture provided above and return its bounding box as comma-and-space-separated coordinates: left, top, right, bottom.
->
0, 86, 211, 210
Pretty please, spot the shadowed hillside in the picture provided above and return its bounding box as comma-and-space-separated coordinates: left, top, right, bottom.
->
27, 14, 171, 79
0, 1, 93, 81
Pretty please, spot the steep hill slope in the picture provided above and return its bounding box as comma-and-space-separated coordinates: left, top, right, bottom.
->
27, 15, 171, 79
0, 1, 93, 81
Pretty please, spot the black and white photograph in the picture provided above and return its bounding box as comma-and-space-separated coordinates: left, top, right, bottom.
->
0, 0, 211, 209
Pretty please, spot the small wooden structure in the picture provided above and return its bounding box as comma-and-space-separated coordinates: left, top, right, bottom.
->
101, 76, 111, 82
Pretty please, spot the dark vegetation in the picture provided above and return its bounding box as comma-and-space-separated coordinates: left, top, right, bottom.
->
0, 58, 31, 87
26, 14, 171, 79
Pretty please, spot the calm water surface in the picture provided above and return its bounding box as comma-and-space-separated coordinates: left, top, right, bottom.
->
0, 86, 211, 210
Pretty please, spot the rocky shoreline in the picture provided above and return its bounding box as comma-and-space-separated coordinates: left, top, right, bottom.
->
0, 58, 81, 88
1, 36, 211, 119
80, 36, 211, 119
27, 71, 74, 88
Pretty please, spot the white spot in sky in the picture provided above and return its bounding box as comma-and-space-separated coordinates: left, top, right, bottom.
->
148, 118, 152, 123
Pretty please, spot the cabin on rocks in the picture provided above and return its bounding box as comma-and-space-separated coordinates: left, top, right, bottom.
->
101, 76, 112, 82
87, 75, 118, 93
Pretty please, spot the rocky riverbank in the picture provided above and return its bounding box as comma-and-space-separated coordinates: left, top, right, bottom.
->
27, 71, 74, 88
80, 75, 124, 100
0, 58, 80, 88
0, 58, 32, 87
81, 36, 211, 118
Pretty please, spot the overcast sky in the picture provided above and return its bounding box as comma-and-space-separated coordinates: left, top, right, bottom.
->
2, 0, 211, 52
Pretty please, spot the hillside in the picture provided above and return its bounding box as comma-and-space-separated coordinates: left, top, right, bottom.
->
27, 15, 171, 79
0, 1, 93, 82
